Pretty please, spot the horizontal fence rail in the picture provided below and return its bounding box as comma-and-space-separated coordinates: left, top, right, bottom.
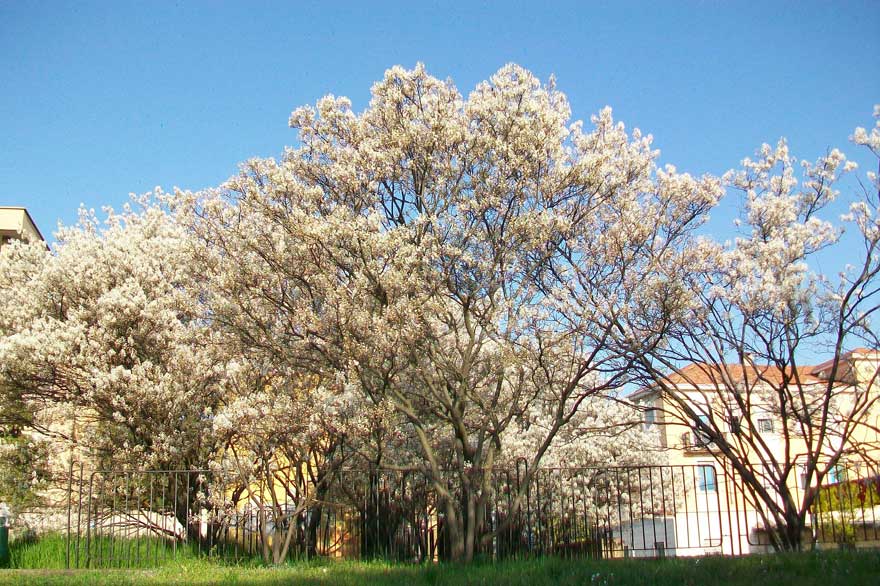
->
60, 461, 880, 568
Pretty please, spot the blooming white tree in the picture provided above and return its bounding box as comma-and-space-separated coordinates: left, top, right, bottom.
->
627, 108, 880, 551
180, 63, 721, 561
0, 202, 222, 473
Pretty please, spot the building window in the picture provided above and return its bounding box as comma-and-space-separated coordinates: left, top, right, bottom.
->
698, 465, 717, 492
828, 464, 846, 484
693, 414, 711, 446
644, 408, 656, 430
757, 418, 774, 434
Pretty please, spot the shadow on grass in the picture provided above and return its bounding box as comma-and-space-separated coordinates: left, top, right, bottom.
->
9, 533, 269, 570
3, 549, 879, 586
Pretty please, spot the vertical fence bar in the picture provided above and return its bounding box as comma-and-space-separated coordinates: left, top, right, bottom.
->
612, 468, 623, 559
692, 465, 704, 548
534, 470, 542, 556
668, 466, 678, 554
868, 469, 878, 542
148, 474, 155, 567
123, 472, 131, 568
712, 464, 723, 552
185, 472, 192, 558
135, 473, 142, 569
107, 474, 116, 568
84, 473, 95, 569
722, 466, 735, 555
75, 462, 84, 568
658, 467, 669, 554
66, 458, 73, 569
160, 472, 167, 565
171, 472, 178, 559
635, 467, 647, 555
647, 466, 659, 555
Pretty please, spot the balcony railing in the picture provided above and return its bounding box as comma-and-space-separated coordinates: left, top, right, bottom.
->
681, 431, 713, 451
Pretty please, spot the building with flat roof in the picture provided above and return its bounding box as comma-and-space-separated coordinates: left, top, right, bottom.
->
0, 207, 45, 249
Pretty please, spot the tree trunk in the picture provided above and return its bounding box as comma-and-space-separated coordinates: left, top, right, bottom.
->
442, 478, 489, 562
306, 504, 323, 557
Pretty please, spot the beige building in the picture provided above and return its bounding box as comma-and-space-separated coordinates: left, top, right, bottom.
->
0, 207, 45, 249
628, 350, 880, 556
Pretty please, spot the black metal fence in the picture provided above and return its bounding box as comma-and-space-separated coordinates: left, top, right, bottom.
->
61, 461, 880, 568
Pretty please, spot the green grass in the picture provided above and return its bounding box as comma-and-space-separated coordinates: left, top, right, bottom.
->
8, 533, 266, 570
1, 549, 879, 586
8, 533, 67, 569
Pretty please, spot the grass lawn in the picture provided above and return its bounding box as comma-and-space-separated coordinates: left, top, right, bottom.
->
1, 550, 878, 586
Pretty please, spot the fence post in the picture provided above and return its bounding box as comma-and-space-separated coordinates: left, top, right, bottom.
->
66, 458, 73, 569
84, 472, 95, 569
75, 462, 84, 568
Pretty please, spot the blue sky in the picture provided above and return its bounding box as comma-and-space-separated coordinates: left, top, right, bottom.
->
2, 1, 878, 249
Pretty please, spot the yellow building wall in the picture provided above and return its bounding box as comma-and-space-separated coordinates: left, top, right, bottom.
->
634, 354, 880, 555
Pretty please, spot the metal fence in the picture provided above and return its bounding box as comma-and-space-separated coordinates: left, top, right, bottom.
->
60, 461, 880, 568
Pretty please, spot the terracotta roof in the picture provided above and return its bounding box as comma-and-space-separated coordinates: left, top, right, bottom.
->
810, 348, 879, 376
628, 349, 879, 400
660, 362, 823, 388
